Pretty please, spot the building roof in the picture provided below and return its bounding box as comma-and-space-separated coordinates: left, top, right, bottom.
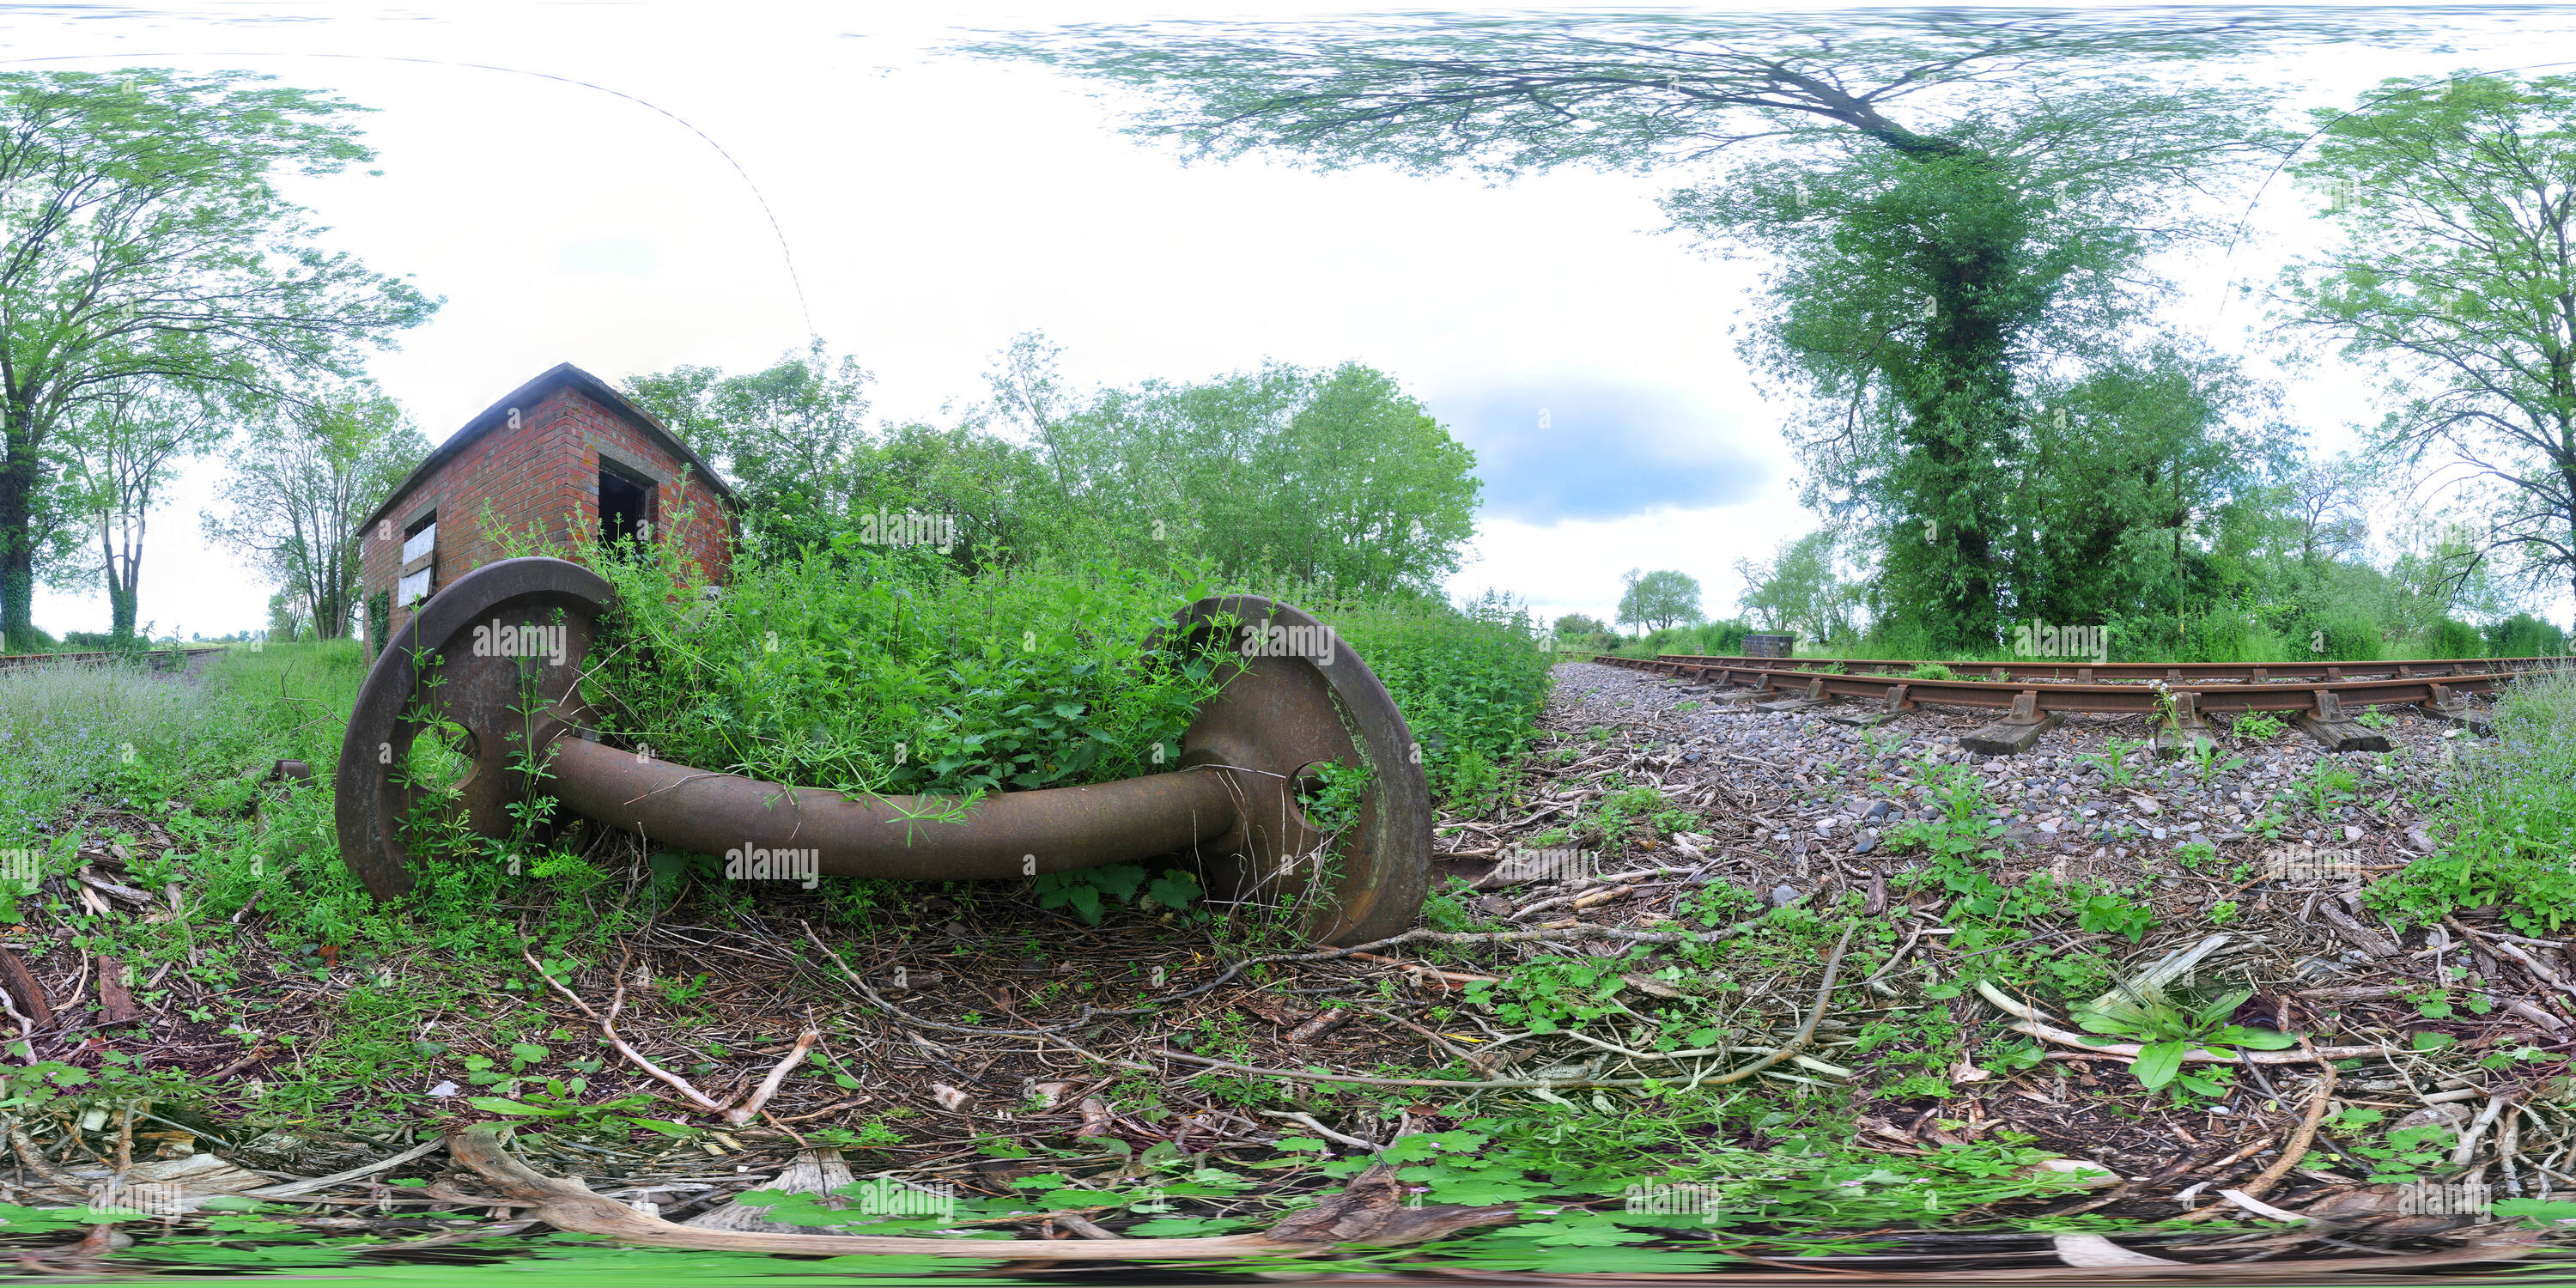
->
357, 361, 739, 538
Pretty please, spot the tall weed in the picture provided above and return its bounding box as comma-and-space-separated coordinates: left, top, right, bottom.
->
1278, 585, 1552, 804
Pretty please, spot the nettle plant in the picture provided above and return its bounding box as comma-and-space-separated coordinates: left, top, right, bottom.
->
1033, 864, 1203, 926
484, 502, 1238, 802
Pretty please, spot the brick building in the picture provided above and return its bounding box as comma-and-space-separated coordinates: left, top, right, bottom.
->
355, 362, 738, 651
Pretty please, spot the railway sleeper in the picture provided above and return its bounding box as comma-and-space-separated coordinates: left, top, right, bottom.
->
2295, 689, 2395, 754
1960, 690, 2059, 756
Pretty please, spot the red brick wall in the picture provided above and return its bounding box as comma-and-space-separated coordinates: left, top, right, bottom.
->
361, 383, 736, 652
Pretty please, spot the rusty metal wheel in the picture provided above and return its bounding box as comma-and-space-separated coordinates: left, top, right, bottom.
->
1169, 596, 1431, 946
331, 562, 1431, 947
333, 557, 610, 899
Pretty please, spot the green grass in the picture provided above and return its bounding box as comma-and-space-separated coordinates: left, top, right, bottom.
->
0, 654, 263, 846
2372, 668, 2576, 934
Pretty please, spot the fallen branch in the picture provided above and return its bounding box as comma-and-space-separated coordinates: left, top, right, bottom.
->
1549, 1028, 1853, 1080
2453, 1092, 2514, 1170
1693, 923, 1856, 1089
246, 1137, 449, 1198
2452, 916, 2576, 999
2170, 1052, 2336, 1224
1510, 884, 1636, 922
1257, 1110, 1382, 1151
1340, 952, 1498, 988
1354, 1005, 1489, 1066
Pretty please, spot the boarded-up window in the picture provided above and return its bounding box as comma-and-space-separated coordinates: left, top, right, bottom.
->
398, 513, 436, 606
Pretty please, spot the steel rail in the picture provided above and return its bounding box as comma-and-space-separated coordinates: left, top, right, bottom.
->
1640, 653, 2567, 685
1589, 653, 2538, 717
0, 646, 222, 672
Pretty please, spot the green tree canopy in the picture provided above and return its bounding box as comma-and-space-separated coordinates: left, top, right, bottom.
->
1552, 611, 1609, 642
1735, 531, 1864, 645
0, 70, 435, 649
204, 386, 426, 641
2012, 345, 2294, 633
623, 342, 874, 561
55, 380, 231, 638
1035, 355, 1481, 594
1617, 568, 1703, 633
629, 337, 1481, 596
2282, 73, 2576, 608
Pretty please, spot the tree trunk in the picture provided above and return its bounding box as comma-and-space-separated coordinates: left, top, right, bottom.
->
0, 407, 38, 653
100, 517, 132, 639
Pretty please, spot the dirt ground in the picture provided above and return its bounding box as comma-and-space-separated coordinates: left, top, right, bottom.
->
0, 657, 2567, 1273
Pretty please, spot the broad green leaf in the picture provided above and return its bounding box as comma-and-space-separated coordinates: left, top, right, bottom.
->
2130, 1040, 2186, 1091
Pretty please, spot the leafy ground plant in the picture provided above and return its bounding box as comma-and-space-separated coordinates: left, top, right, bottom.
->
2078, 737, 2147, 787
2373, 667, 2576, 933
2073, 989, 2296, 1101
2231, 710, 2286, 739
574, 526, 1235, 799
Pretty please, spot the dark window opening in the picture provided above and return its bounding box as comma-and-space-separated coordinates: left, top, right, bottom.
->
599, 464, 655, 554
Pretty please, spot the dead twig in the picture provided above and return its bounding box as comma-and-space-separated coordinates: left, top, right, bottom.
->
2172, 1054, 2336, 1224
1697, 923, 1856, 1089
524, 946, 815, 1126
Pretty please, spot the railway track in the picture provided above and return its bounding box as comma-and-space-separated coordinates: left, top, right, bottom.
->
1584, 651, 2565, 755
0, 645, 222, 673
1643, 652, 2565, 685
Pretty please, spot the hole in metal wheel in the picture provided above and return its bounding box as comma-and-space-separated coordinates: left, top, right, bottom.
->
404, 721, 478, 798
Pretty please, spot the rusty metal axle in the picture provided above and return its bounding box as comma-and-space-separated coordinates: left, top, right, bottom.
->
334, 558, 1429, 945
547, 737, 1245, 882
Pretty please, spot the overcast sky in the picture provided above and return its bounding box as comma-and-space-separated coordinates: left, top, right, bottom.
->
10, 2, 2560, 640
